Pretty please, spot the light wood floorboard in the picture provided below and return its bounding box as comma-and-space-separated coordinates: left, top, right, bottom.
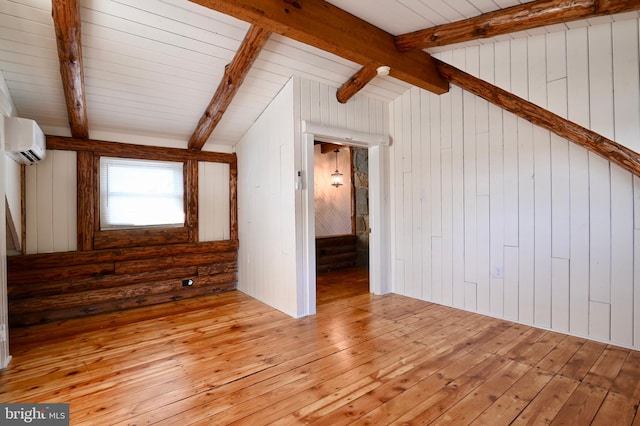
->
1, 267, 639, 424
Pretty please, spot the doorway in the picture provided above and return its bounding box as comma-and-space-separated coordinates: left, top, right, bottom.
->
299, 122, 390, 317
313, 144, 369, 303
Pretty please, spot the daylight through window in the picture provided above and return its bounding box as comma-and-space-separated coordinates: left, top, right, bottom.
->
99, 157, 185, 229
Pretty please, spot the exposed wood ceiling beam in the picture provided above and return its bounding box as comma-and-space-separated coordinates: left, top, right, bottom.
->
188, 0, 449, 96
52, 0, 89, 139
188, 25, 271, 150
435, 59, 640, 177
336, 64, 378, 104
396, 0, 640, 51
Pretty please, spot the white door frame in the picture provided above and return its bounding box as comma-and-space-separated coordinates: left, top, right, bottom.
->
299, 122, 390, 316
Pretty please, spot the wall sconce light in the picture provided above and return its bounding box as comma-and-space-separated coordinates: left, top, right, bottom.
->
331, 149, 343, 188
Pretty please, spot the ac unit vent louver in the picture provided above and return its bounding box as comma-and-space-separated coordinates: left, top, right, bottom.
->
20, 150, 42, 164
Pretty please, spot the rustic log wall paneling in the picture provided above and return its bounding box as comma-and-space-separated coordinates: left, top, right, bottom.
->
186, 159, 199, 242
229, 157, 238, 241
76, 151, 94, 250
316, 235, 358, 273
46, 135, 236, 163
395, 0, 640, 51
12, 137, 238, 323
436, 59, 640, 177
52, 0, 88, 139
93, 227, 190, 250
7, 241, 238, 326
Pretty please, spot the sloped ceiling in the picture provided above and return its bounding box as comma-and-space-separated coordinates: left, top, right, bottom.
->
1, 0, 638, 148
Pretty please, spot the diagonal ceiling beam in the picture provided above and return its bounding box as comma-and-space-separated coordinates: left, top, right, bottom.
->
188, 25, 271, 150
435, 59, 640, 177
52, 0, 88, 139
396, 0, 640, 51
336, 64, 378, 104
188, 0, 449, 96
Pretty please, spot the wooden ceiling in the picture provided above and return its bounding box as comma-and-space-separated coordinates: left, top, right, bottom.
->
1, 0, 640, 151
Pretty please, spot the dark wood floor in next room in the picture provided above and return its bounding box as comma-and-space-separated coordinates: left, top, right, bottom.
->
1, 267, 639, 424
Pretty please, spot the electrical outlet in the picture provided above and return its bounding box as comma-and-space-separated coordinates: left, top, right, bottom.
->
0, 324, 6, 342
494, 266, 504, 279
182, 279, 194, 287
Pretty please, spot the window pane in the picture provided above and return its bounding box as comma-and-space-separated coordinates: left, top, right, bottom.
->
100, 157, 184, 229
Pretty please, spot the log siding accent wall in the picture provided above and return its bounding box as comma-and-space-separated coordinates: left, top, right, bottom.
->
7, 240, 238, 326
316, 235, 357, 273
15, 138, 238, 324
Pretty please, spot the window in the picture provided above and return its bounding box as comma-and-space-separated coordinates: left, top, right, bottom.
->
99, 157, 185, 230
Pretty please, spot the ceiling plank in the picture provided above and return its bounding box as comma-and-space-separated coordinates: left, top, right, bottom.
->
188, 0, 449, 95
52, 0, 89, 139
188, 25, 271, 151
435, 59, 640, 177
336, 64, 378, 104
395, 0, 640, 51
320, 143, 344, 154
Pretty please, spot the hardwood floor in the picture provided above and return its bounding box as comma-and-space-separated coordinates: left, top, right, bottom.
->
2, 267, 639, 425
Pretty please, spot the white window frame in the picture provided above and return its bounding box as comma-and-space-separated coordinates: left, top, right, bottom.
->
99, 157, 185, 230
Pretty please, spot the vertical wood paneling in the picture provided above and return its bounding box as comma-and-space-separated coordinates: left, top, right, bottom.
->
610, 166, 634, 345
24, 163, 37, 255
477, 194, 490, 313
503, 112, 519, 248
588, 24, 613, 307
476, 45, 491, 314
390, 19, 640, 349
504, 245, 519, 321
635, 227, 640, 347
35, 153, 54, 253
567, 27, 591, 337
392, 94, 404, 294
551, 257, 570, 331
0, 82, 14, 367
440, 54, 454, 306
199, 161, 230, 242
533, 127, 552, 328
463, 90, 477, 285
590, 301, 611, 341
52, 151, 77, 252
451, 85, 465, 309
489, 103, 504, 317
409, 89, 423, 300
238, 79, 297, 316
613, 19, 640, 153
418, 90, 430, 300
441, 146, 453, 306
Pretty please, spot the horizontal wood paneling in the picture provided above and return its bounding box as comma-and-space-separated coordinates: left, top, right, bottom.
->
7, 241, 238, 326
391, 19, 640, 349
316, 235, 357, 273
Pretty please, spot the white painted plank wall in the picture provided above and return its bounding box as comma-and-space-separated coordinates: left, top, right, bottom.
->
25, 155, 232, 253
237, 79, 298, 317
198, 161, 230, 242
391, 19, 640, 349
0, 70, 17, 368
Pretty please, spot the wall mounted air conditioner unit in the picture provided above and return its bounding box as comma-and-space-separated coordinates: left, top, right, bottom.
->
4, 116, 46, 165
